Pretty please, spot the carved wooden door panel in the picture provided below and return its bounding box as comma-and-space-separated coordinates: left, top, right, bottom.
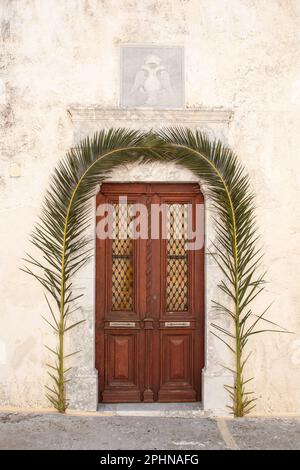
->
96, 183, 204, 403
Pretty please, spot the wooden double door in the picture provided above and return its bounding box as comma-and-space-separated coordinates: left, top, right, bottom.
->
96, 183, 204, 403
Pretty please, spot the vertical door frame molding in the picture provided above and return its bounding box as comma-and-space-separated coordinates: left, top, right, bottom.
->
67, 107, 234, 414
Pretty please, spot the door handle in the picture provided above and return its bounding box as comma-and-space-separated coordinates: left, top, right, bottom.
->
164, 321, 190, 327
109, 321, 136, 327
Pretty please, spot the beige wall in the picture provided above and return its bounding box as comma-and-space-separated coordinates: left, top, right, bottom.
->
0, 0, 300, 413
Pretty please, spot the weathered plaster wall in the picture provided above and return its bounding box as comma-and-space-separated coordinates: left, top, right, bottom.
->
0, 0, 300, 413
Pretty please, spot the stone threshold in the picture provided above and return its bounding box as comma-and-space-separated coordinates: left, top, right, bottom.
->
96, 402, 210, 418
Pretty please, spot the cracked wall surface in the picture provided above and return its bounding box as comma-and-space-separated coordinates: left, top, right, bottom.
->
0, 0, 300, 413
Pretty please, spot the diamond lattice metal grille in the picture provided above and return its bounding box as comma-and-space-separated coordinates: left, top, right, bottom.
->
166, 204, 189, 312
111, 203, 133, 311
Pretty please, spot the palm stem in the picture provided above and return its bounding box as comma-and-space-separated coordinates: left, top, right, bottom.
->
173, 143, 244, 416
55, 144, 156, 411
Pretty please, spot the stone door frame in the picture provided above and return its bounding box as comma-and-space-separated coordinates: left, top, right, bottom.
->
66, 106, 234, 415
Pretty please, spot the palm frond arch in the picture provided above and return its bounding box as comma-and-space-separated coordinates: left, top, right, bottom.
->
24, 127, 283, 417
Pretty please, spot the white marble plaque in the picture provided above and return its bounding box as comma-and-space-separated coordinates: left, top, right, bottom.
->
120, 45, 184, 108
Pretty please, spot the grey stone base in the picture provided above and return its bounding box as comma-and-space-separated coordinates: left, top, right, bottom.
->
68, 368, 98, 411
96, 402, 209, 418
202, 369, 233, 416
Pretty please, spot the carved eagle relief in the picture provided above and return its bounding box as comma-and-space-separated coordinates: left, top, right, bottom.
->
130, 54, 174, 106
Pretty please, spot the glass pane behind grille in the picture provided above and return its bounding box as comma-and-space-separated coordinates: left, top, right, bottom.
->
111, 203, 133, 311
166, 204, 188, 312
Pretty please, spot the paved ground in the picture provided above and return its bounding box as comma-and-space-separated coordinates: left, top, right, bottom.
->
0, 412, 300, 450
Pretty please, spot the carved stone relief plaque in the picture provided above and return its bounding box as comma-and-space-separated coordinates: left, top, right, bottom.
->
120, 45, 184, 108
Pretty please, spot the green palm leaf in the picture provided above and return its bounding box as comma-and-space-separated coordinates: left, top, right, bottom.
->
23, 128, 160, 412
23, 127, 287, 415
157, 127, 289, 416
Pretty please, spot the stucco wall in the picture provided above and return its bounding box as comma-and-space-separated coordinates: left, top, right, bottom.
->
0, 0, 299, 413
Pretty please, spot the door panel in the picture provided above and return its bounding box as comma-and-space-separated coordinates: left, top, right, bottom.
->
103, 332, 141, 402
96, 183, 204, 403
159, 331, 196, 402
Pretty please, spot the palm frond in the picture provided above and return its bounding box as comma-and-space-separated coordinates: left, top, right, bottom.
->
23, 127, 288, 416
23, 128, 161, 412
156, 127, 288, 416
